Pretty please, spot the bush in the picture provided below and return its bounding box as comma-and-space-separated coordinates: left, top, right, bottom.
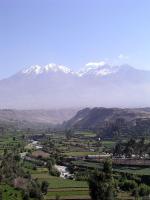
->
132, 187, 139, 198
41, 181, 49, 194
75, 171, 89, 181
138, 184, 150, 197
32, 165, 37, 170
119, 180, 137, 191
49, 168, 60, 177
22, 191, 30, 200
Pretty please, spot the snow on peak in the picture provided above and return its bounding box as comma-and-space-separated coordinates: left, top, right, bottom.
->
22, 65, 42, 75
44, 64, 72, 74
21, 62, 133, 77
22, 64, 73, 75
78, 62, 120, 77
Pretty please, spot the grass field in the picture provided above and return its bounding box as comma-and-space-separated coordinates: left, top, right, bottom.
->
0, 135, 25, 152
114, 166, 150, 175
32, 173, 88, 189
75, 131, 96, 137
102, 140, 116, 148
72, 160, 103, 169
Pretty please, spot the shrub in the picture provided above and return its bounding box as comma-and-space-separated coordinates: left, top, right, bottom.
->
22, 191, 30, 200
138, 184, 150, 197
119, 180, 137, 191
41, 181, 49, 194
49, 168, 60, 177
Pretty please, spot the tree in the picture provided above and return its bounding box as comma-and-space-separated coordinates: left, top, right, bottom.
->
113, 143, 123, 157
132, 187, 139, 200
89, 159, 116, 200
0, 190, 2, 200
103, 159, 112, 174
65, 129, 73, 140
55, 195, 60, 200
41, 181, 49, 194
22, 191, 30, 200
46, 160, 53, 172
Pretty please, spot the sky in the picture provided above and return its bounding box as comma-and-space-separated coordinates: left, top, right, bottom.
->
0, 0, 150, 79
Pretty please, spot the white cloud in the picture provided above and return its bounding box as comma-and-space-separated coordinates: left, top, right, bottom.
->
86, 61, 106, 67
118, 54, 129, 60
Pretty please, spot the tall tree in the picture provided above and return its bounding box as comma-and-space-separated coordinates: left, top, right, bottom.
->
89, 159, 116, 200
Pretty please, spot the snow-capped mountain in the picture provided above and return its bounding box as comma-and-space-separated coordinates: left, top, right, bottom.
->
19, 62, 131, 77
0, 63, 150, 109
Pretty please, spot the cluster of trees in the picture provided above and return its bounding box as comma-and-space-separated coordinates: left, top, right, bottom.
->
113, 138, 150, 158
88, 159, 150, 199
117, 173, 150, 198
0, 149, 49, 200
42, 137, 61, 156
22, 179, 43, 200
22, 180, 49, 200
0, 149, 24, 181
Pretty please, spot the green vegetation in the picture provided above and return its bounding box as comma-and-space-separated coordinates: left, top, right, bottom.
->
31, 170, 89, 199
32, 173, 88, 189
0, 184, 22, 200
0, 130, 150, 199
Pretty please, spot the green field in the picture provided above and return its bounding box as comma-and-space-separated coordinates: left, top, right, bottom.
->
102, 140, 116, 148
75, 131, 96, 137
72, 160, 103, 169
32, 173, 88, 189
31, 169, 89, 199
72, 160, 150, 176
114, 166, 150, 175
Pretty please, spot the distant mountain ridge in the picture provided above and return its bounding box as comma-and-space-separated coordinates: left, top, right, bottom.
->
0, 63, 150, 109
63, 107, 150, 128
62, 107, 150, 138
0, 109, 78, 129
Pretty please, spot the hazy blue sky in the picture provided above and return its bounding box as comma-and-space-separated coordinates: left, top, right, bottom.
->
0, 0, 150, 79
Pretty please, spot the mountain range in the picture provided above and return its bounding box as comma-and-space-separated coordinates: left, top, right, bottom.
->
0, 62, 150, 109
